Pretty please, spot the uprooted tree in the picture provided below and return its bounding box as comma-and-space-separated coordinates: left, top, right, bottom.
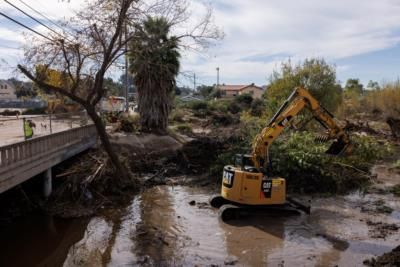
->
17, 0, 221, 180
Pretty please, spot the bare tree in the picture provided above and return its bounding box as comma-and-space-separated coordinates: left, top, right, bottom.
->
17, 0, 221, 179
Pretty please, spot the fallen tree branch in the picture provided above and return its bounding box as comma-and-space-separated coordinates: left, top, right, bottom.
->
56, 170, 79, 178
332, 161, 372, 177
83, 163, 105, 184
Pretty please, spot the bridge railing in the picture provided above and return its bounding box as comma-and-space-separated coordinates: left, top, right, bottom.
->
0, 124, 97, 170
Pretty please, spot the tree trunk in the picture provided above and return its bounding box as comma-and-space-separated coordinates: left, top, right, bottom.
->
137, 83, 170, 134
86, 106, 131, 181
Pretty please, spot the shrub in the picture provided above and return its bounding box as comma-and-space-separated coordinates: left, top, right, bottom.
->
228, 102, 241, 114
170, 109, 185, 123
208, 99, 231, 113
391, 184, 400, 197
22, 107, 47, 115
175, 123, 193, 135
211, 113, 237, 126
188, 100, 211, 118
337, 82, 400, 119
0, 109, 20, 116
209, 89, 224, 99
235, 93, 253, 107
269, 132, 392, 193
250, 98, 265, 116
120, 114, 140, 133
189, 100, 208, 111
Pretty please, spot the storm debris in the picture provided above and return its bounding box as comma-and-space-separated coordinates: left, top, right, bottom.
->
363, 245, 400, 267
366, 220, 399, 239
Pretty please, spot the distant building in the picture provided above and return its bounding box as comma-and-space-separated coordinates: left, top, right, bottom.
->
0, 80, 17, 100
219, 83, 264, 99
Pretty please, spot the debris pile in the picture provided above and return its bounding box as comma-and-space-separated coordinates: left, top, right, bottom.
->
363, 245, 400, 267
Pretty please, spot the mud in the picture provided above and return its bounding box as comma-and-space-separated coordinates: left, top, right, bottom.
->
1, 184, 399, 267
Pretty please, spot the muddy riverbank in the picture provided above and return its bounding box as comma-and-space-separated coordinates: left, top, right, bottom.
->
1, 183, 399, 267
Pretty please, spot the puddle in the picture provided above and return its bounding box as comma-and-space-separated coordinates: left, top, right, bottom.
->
1, 185, 399, 266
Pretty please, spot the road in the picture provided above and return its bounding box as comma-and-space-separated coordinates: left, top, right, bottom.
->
0, 114, 90, 146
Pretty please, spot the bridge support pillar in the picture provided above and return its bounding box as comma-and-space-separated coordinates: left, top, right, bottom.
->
43, 168, 52, 198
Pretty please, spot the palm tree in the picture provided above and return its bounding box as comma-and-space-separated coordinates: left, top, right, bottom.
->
129, 16, 180, 134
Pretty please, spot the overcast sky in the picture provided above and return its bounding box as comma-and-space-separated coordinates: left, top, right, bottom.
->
1, 0, 400, 88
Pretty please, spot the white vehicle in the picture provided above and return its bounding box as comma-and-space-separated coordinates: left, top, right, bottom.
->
100, 96, 126, 113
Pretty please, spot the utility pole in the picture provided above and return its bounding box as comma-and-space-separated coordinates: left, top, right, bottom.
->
124, 21, 129, 112
216, 67, 220, 89
193, 73, 196, 91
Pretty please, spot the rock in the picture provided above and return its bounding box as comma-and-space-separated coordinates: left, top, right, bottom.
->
189, 200, 196, 206
224, 256, 238, 265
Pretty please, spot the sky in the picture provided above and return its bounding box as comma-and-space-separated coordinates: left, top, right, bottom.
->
1, 0, 400, 88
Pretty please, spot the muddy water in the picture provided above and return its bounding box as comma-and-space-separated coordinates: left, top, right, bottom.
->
1, 185, 399, 267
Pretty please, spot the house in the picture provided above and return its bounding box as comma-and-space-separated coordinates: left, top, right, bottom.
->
218, 83, 264, 99
0, 80, 17, 100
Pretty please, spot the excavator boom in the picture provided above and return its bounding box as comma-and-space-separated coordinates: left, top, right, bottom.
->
252, 87, 352, 169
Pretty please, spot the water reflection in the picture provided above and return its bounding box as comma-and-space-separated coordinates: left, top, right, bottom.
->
0, 215, 88, 267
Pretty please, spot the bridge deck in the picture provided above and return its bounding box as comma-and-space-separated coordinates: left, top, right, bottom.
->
0, 125, 97, 194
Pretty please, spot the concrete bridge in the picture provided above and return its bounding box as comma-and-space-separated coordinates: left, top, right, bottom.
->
0, 125, 97, 196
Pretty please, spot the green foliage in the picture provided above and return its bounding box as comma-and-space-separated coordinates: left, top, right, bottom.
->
189, 100, 210, 118
240, 111, 268, 146
366, 80, 381, 91
234, 93, 253, 107
345, 78, 364, 95
174, 123, 193, 135
209, 89, 224, 99
391, 184, 400, 197
197, 85, 214, 98
119, 114, 140, 133
189, 100, 208, 111
375, 205, 394, 214
211, 113, 237, 126
104, 77, 124, 96
228, 102, 241, 114
22, 107, 47, 115
208, 99, 231, 113
392, 160, 400, 169
250, 98, 265, 116
269, 132, 391, 193
169, 109, 185, 123
209, 140, 246, 179
266, 58, 342, 115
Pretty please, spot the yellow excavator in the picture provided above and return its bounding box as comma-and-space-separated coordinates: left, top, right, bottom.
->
210, 87, 352, 220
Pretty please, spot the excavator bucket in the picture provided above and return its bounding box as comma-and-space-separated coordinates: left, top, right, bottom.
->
325, 138, 352, 156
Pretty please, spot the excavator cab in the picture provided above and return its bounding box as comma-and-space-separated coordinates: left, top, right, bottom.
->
234, 154, 258, 173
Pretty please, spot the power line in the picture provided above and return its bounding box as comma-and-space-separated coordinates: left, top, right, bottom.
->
0, 11, 54, 42
4, 0, 66, 40
0, 9, 126, 71
17, 0, 75, 36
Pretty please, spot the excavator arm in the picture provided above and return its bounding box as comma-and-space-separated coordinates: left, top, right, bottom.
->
252, 87, 352, 170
